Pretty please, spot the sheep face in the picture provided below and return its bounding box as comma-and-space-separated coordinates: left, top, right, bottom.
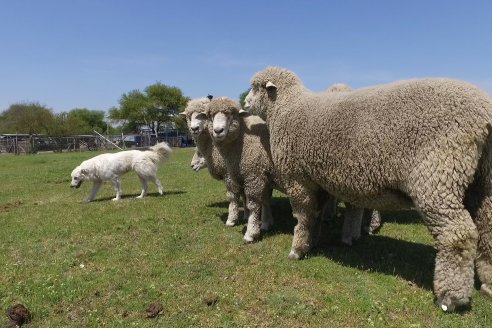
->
244, 83, 276, 120
211, 111, 234, 142
187, 112, 208, 137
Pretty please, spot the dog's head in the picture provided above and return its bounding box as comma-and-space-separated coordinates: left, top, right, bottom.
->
70, 167, 88, 188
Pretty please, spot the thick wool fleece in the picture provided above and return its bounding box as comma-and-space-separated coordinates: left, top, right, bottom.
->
184, 98, 243, 226
248, 66, 492, 311
207, 97, 275, 242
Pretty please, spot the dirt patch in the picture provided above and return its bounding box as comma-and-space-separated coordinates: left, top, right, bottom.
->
145, 303, 163, 318
0, 201, 23, 213
7, 303, 31, 326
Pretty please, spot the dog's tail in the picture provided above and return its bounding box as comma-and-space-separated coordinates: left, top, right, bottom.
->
150, 142, 173, 162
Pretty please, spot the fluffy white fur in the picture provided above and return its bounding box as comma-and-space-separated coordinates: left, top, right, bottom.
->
70, 142, 172, 202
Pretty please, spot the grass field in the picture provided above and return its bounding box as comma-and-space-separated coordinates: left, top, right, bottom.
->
0, 148, 491, 327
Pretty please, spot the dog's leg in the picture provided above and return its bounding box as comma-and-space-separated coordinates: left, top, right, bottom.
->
152, 177, 164, 195
136, 176, 148, 199
84, 180, 102, 203
111, 178, 122, 201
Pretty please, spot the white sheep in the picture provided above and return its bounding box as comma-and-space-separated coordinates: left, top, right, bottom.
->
245, 66, 492, 311
206, 97, 275, 242
181, 98, 245, 226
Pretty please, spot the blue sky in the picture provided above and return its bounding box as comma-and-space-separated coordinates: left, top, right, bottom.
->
1, 0, 491, 113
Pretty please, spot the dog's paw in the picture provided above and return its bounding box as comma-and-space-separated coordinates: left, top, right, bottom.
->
112, 197, 121, 201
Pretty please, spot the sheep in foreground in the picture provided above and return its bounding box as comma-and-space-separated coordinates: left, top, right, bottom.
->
207, 97, 275, 242
182, 98, 244, 226
245, 66, 492, 311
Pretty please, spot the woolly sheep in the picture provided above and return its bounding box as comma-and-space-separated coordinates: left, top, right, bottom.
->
245, 66, 492, 311
207, 97, 275, 242
181, 97, 245, 227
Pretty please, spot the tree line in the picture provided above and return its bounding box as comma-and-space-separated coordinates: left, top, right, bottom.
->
0, 82, 190, 136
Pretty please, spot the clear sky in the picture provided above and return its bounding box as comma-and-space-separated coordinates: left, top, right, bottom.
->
1, 0, 491, 113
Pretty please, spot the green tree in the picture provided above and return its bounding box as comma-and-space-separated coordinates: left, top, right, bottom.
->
67, 108, 107, 133
239, 88, 251, 109
1, 102, 54, 134
50, 112, 88, 136
109, 82, 189, 135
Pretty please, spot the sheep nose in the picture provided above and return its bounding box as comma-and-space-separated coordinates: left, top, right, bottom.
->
214, 127, 224, 134
191, 126, 199, 132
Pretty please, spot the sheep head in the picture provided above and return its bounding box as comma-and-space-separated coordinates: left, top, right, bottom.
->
182, 97, 211, 137
207, 97, 242, 143
245, 66, 302, 119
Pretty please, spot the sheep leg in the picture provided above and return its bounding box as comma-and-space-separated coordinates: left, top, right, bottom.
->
224, 177, 242, 226
261, 188, 274, 231
363, 209, 382, 235
225, 190, 241, 226
473, 196, 492, 298
341, 204, 364, 246
243, 196, 262, 243
465, 179, 492, 299
287, 184, 319, 260
320, 195, 338, 223
416, 201, 477, 312
242, 194, 250, 223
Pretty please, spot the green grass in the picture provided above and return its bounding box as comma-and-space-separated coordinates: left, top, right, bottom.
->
0, 149, 491, 327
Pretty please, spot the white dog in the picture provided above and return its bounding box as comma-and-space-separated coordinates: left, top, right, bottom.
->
70, 142, 172, 202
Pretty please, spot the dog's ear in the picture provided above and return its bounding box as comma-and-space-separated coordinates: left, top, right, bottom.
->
81, 169, 88, 176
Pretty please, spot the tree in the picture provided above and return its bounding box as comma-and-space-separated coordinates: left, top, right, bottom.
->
67, 108, 107, 134
0, 102, 54, 134
239, 88, 251, 109
109, 82, 189, 135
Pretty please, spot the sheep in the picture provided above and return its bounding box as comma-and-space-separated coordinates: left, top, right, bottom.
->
245, 66, 492, 311
206, 97, 275, 242
181, 97, 245, 227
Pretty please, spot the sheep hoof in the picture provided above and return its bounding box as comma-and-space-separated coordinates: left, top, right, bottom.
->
225, 219, 237, 227
288, 250, 302, 260
480, 283, 492, 297
243, 234, 257, 243
436, 294, 470, 313
260, 223, 272, 232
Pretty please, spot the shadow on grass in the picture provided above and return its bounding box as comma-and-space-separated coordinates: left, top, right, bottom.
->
267, 196, 435, 290
90, 190, 186, 202
209, 195, 435, 289
315, 234, 435, 290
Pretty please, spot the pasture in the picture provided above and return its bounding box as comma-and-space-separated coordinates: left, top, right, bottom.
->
0, 148, 490, 327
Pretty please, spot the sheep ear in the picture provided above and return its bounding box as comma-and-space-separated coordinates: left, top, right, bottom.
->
238, 109, 250, 117
178, 112, 186, 117
266, 81, 277, 91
